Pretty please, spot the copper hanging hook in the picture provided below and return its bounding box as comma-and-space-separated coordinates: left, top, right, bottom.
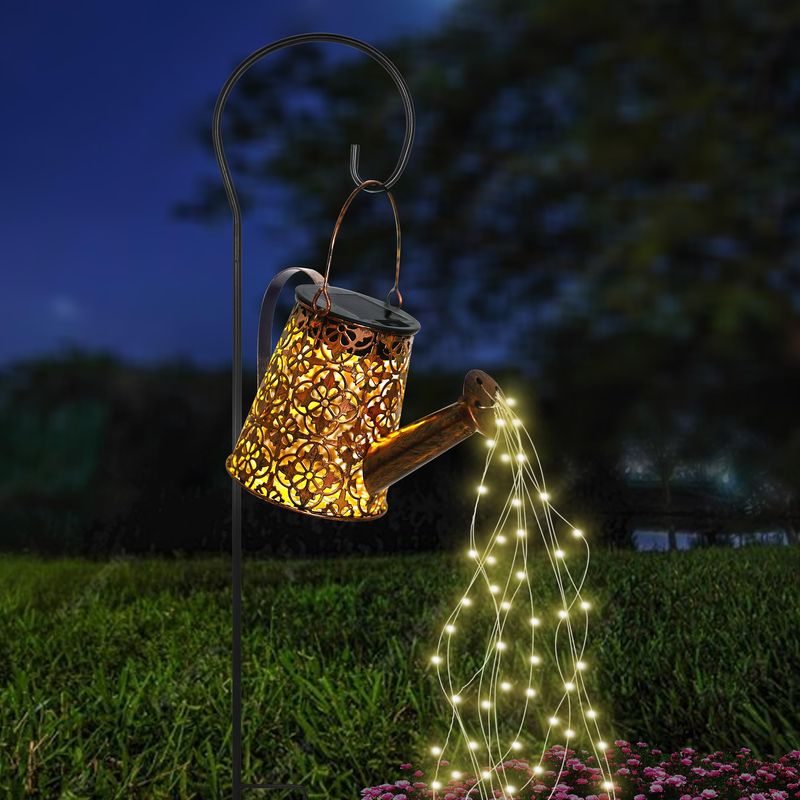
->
311, 179, 403, 315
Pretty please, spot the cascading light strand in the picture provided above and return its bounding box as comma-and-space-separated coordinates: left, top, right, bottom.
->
427, 393, 615, 800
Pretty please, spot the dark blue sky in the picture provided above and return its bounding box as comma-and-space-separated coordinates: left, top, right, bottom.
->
1, 1, 449, 366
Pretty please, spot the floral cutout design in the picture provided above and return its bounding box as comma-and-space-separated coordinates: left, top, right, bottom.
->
226, 299, 413, 518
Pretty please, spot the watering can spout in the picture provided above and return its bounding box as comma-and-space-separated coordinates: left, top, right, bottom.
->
363, 369, 500, 495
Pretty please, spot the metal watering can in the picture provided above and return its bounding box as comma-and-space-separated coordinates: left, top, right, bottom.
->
226, 181, 499, 520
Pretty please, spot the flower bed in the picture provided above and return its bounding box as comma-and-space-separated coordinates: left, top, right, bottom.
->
362, 742, 800, 799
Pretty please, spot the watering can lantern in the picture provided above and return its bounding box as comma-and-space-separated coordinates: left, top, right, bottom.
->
226, 180, 500, 520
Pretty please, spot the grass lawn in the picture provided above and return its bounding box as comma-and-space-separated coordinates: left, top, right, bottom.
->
0, 548, 799, 798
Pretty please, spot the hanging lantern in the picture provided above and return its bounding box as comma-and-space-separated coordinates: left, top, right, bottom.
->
226, 180, 500, 520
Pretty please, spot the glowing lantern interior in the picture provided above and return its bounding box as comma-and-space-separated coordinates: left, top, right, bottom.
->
226, 294, 415, 519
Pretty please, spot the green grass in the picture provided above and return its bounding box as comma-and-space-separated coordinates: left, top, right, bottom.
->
0, 549, 799, 798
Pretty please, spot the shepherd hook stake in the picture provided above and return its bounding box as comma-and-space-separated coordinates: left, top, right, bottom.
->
212, 33, 416, 800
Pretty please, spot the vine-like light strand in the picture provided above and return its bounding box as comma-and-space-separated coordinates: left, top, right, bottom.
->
427, 393, 616, 800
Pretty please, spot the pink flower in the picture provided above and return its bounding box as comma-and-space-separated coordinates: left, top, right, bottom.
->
700, 790, 717, 798
649, 783, 664, 793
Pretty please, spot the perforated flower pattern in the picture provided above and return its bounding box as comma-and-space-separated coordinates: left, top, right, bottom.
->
226, 299, 413, 519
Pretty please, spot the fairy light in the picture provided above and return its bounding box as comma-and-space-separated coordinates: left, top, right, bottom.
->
505, 397, 516, 407
426, 394, 615, 800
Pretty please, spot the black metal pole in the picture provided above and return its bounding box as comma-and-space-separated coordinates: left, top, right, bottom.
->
211, 33, 415, 799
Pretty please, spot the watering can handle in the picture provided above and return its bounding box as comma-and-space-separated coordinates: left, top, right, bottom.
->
312, 178, 403, 314
256, 267, 325, 385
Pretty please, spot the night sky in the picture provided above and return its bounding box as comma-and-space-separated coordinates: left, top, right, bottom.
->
1, 1, 449, 366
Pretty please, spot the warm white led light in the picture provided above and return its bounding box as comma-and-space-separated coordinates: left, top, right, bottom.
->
496, 641, 507, 650
558, 609, 568, 619
530, 654, 541, 665
572, 528, 583, 538
565, 728, 575, 738
489, 584, 500, 594
481, 770, 492, 780
510, 740, 522, 751
477, 485, 488, 495
486, 438, 496, 448
512, 418, 521, 427
451, 694, 462, 704
597, 740, 608, 749
576, 661, 587, 671
515, 528, 526, 537
533, 766, 543, 775
564, 681, 575, 691
505, 397, 516, 407
468, 740, 479, 750
501, 453, 511, 463
481, 699, 492, 710
445, 624, 456, 634
602, 781, 614, 790
496, 418, 506, 427
467, 549, 478, 559
516, 452, 526, 462
525, 687, 536, 697
431, 746, 442, 756
500, 600, 511, 610
486, 555, 497, 565
431, 781, 442, 790
529, 616, 540, 626
554, 549, 565, 558
515, 570, 526, 580
461, 596, 472, 606
505, 785, 516, 795
496, 534, 507, 544
548, 716, 559, 726
511, 497, 521, 507
431, 655, 442, 665
539, 491, 550, 501
586, 709, 597, 719
451, 771, 462, 779
500, 681, 511, 691
580, 600, 591, 610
